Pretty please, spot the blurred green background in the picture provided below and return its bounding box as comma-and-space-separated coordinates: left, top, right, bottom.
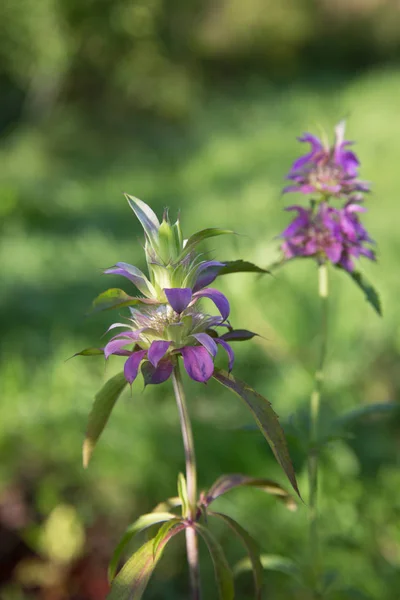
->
1, 0, 400, 598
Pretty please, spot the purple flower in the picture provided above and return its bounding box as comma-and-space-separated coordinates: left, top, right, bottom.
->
103, 291, 237, 384
284, 121, 369, 198
280, 200, 375, 272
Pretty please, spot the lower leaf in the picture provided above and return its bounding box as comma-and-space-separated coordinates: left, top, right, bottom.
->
194, 523, 234, 600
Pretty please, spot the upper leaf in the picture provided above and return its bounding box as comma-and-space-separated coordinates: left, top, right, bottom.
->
90, 288, 159, 314
180, 228, 234, 257
108, 512, 177, 582
177, 473, 189, 518
338, 267, 382, 315
209, 512, 263, 599
83, 372, 127, 468
126, 195, 160, 244
194, 523, 234, 600
205, 474, 296, 511
107, 523, 185, 600
218, 260, 270, 276
213, 369, 300, 497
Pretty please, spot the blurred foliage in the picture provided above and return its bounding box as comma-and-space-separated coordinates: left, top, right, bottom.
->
1, 0, 400, 598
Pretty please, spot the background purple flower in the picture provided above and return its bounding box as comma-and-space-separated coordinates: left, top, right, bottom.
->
284, 121, 369, 198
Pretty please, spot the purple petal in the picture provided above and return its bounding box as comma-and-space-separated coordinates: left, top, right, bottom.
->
325, 242, 343, 263
192, 333, 218, 357
141, 359, 174, 385
193, 261, 225, 293
148, 340, 171, 367
104, 262, 153, 297
164, 288, 193, 313
124, 350, 147, 384
104, 337, 138, 359
281, 206, 310, 238
216, 339, 235, 372
180, 346, 214, 383
192, 288, 230, 321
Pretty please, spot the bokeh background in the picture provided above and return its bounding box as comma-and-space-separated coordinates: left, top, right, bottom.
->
1, 1, 400, 598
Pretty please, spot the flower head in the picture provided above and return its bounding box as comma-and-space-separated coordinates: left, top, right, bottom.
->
280, 200, 375, 272
284, 121, 369, 198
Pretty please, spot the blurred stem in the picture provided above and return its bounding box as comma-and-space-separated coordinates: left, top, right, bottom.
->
308, 262, 329, 589
172, 361, 201, 600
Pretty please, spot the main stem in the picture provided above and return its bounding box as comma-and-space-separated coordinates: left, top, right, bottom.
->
172, 361, 201, 600
308, 262, 329, 587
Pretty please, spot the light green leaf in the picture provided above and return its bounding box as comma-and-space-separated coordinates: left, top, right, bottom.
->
152, 518, 182, 558
90, 288, 158, 314
152, 496, 182, 514
206, 474, 296, 511
70, 347, 104, 358
83, 372, 127, 468
339, 267, 382, 316
195, 523, 234, 600
181, 228, 234, 257
107, 524, 185, 600
177, 473, 189, 518
213, 370, 300, 497
219, 260, 270, 276
210, 512, 263, 599
125, 195, 160, 243
108, 512, 177, 582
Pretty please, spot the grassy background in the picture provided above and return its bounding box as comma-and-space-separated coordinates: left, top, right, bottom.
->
1, 67, 400, 598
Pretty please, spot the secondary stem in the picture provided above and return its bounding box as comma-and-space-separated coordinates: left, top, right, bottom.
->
308, 262, 329, 586
172, 361, 201, 600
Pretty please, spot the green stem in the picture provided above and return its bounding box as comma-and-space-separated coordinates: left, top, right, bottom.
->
172, 361, 201, 600
308, 262, 329, 589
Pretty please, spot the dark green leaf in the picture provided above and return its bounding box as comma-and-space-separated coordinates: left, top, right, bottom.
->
219, 260, 270, 276
205, 474, 296, 511
69, 347, 104, 359
195, 523, 234, 600
209, 512, 263, 599
107, 524, 185, 600
83, 372, 127, 468
220, 329, 258, 342
334, 402, 399, 429
180, 228, 234, 257
339, 268, 382, 316
108, 512, 177, 582
213, 370, 300, 497
89, 288, 158, 314
235, 554, 301, 582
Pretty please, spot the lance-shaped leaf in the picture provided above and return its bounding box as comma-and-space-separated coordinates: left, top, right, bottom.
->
194, 523, 234, 600
218, 260, 270, 276
338, 267, 382, 316
83, 372, 127, 468
205, 474, 296, 511
90, 288, 158, 314
152, 518, 183, 558
108, 512, 177, 582
125, 195, 160, 244
209, 512, 263, 599
107, 523, 185, 600
220, 329, 258, 342
177, 473, 189, 518
213, 370, 300, 497
180, 228, 234, 257
69, 347, 104, 359
152, 497, 182, 514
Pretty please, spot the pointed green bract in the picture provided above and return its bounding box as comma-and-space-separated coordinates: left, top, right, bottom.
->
108, 512, 177, 582
126, 195, 160, 244
213, 369, 300, 497
83, 372, 127, 468
339, 267, 382, 315
206, 474, 296, 511
209, 512, 263, 600
194, 523, 234, 600
107, 524, 185, 600
90, 288, 159, 314
180, 228, 234, 258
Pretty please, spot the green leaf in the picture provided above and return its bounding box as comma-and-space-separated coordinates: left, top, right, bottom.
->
219, 260, 270, 276
125, 195, 160, 243
205, 474, 296, 511
108, 512, 177, 582
213, 370, 300, 497
83, 372, 127, 468
177, 473, 189, 518
235, 554, 301, 582
334, 402, 399, 429
209, 512, 263, 599
195, 523, 234, 600
152, 496, 182, 514
339, 268, 382, 316
69, 347, 104, 359
181, 228, 234, 257
107, 524, 185, 600
90, 288, 158, 314
152, 518, 182, 558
